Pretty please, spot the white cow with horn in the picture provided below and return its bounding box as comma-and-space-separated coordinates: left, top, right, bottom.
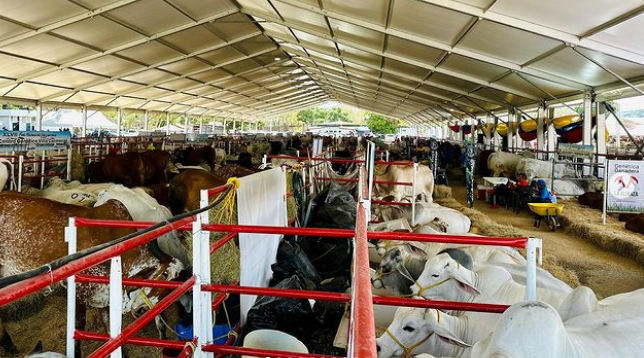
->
411, 253, 568, 308
374, 163, 434, 203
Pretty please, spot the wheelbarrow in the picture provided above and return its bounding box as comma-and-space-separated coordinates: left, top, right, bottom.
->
528, 203, 564, 231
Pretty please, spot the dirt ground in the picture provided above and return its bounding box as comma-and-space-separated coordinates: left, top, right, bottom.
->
449, 181, 644, 299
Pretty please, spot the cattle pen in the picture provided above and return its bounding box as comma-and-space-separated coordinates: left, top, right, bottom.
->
0, 156, 542, 358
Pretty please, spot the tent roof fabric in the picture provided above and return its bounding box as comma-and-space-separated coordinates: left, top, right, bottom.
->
0, 0, 642, 125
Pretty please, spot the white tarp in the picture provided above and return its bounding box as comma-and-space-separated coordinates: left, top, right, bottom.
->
237, 168, 287, 323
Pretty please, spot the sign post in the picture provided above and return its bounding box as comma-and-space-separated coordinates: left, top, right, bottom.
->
603, 159, 644, 223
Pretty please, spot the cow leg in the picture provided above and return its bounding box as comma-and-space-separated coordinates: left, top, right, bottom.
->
0, 313, 18, 356
155, 314, 167, 340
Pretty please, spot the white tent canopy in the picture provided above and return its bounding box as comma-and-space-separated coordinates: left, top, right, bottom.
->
0, 0, 642, 125
42, 109, 117, 130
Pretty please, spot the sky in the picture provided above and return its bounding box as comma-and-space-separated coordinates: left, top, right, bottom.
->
617, 96, 644, 111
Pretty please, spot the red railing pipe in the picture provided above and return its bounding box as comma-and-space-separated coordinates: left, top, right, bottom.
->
367, 231, 528, 248
86, 276, 196, 358
202, 344, 343, 358
0, 216, 194, 307
210, 232, 237, 254
207, 183, 231, 196
75, 330, 186, 350
75, 274, 182, 289
350, 203, 377, 358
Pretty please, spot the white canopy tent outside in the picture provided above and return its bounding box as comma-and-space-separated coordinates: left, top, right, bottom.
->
42, 109, 117, 131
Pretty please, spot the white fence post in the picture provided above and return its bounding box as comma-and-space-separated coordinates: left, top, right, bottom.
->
65, 218, 78, 358
109, 256, 123, 358
192, 189, 214, 358
40, 150, 46, 189
262, 154, 267, 167
525, 237, 543, 301
411, 163, 418, 227
17, 155, 23, 192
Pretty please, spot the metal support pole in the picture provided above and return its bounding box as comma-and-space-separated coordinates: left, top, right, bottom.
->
515, 111, 523, 149
116, 108, 122, 137
507, 109, 514, 152
17, 155, 23, 192
525, 238, 542, 301
166, 113, 170, 136
537, 106, 546, 160
596, 102, 607, 178
411, 162, 418, 226
67, 147, 72, 181
109, 256, 123, 358
36, 103, 43, 131
547, 107, 556, 160
144, 110, 149, 131
81, 106, 88, 138
492, 115, 499, 150
199, 116, 204, 134
65, 218, 78, 358
40, 150, 45, 190
583, 91, 593, 176
184, 116, 189, 134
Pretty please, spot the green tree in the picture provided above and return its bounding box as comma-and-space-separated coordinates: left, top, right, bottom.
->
326, 107, 351, 122
365, 112, 399, 134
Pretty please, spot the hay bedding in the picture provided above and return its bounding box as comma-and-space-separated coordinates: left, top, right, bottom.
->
558, 199, 644, 266
435, 197, 580, 288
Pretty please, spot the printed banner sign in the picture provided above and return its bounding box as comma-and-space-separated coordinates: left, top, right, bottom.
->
558, 143, 594, 159
606, 160, 644, 213
0, 131, 71, 153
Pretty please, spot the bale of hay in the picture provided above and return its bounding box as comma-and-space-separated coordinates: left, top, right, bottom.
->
433, 185, 452, 199
558, 199, 644, 266
70, 149, 85, 182
436, 197, 580, 288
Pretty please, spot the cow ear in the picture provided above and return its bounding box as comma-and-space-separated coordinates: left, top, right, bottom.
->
407, 244, 427, 257
446, 264, 481, 297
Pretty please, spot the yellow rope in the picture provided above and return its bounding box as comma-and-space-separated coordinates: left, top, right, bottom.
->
213, 179, 239, 225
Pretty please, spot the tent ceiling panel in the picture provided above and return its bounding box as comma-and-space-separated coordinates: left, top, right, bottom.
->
161, 27, 225, 54
428, 73, 479, 93
322, 0, 389, 27
390, 0, 475, 45
161, 78, 203, 92
491, 0, 644, 36
271, 1, 330, 34
439, 54, 508, 82
52, 16, 145, 51
382, 58, 430, 80
121, 69, 174, 85
575, 48, 644, 81
188, 69, 236, 84
128, 87, 175, 99
458, 20, 562, 65
106, 0, 192, 36
328, 18, 385, 50
493, 72, 578, 98
116, 41, 183, 66
1, 0, 85, 28
158, 58, 212, 76
0, 34, 97, 64
453, 0, 496, 9
86, 80, 145, 94
34, 69, 104, 89
0, 54, 53, 79
8, 83, 73, 100
223, 59, 266, 74
473, 88, 533, 107
55, 91, 115, 104
71, 55, 144, 77
530, 47, 615, 86
233, 36, 277, 55
384, 36, 447, 65
204, 13, 260, 41
0, 19, 28, 40
198, 46, 246, 65
589, 14, 644, 53
165, 0, 237, 21
337, 44, 382, 67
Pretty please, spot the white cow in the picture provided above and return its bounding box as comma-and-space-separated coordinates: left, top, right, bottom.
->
487, 151, 534, 177
94, 184, 190, 267
377, 307, 494, 358
472, 288, 644, 358
411, 253, 567, 308
515, 158, 576, 181
46, 176, 115, 195
0, 158, 10, 192
41, 188, 98, 207
214, 147, 226, 167
534, 178, 604, 196
376, 203, 471, 234
375, 163, 434, 203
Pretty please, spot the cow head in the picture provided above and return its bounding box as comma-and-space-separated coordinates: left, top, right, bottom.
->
376, 307, 469, 358
411, 253, 480, 301
127, 256, 185, 317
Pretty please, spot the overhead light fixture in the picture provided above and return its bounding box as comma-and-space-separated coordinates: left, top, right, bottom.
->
274, 57, 281, 61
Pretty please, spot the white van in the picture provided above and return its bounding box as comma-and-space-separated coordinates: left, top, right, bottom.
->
318, 128, 355, 137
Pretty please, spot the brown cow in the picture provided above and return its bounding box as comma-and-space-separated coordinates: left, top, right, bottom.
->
168, 169, 227, 214
140, 150, 171, 185
214, 164, 260, 180
578, 192, 603, 210
625, 214, 644, 234
0, 192, 183, 356
173, 146, 217, 170
87, 152, 145, 187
